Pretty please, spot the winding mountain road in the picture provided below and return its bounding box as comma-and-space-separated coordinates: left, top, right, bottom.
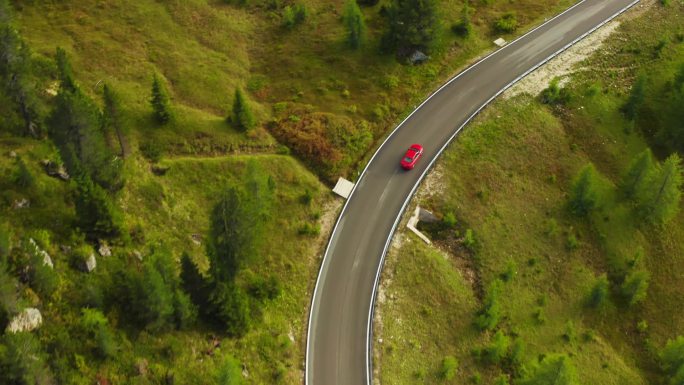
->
306, 1, 640, 384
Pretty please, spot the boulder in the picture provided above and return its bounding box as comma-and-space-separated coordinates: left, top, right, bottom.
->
12, 198, 30, 209
29, 238, 53, 269
41, 159, 70, 181
85, 253, 97, 272
7, 308, 43, 333
98, 241, 112, 257
408, 50, 429, 65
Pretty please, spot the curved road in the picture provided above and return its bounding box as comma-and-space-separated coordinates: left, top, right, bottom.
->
306, 0, 640, 384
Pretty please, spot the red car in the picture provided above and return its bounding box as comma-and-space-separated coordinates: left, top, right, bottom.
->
400, 144, 424, 170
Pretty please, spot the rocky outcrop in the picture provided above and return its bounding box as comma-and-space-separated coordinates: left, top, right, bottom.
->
6, 308, 43, 333
28, 238, 53, 268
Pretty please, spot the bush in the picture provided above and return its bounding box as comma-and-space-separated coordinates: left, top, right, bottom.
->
587, 274, 610, 308
463, 228, 476, 251
483, 330, 510, 364
440, 355, 458, 380
621, 269, 649, 306
494, 12, 517, 33
216, 355, 242, 385
475, 279, 503, 330
540, 77, 570, 105
568, 164, 601, 217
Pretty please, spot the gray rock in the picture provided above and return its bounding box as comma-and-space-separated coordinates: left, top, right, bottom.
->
12, 198, 30, 209
29, 238, 53, 269
41, 159, 70, 181
7, 308, 43, 333
85, 253, 97, 272
9, 151, 17, 158
98, 242, 111, 257
408, 50, 429, 65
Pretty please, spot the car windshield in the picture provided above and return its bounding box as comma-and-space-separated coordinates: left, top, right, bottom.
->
403, 156, 413, 162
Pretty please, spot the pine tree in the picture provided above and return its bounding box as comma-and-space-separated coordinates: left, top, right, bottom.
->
150, 73, 173, 124
662, 336, 684, 384
568, 164, 601, 217
451, 1, 472, 37
381, 0, 439, 57
475, 279, 503, 330
621, 269, 649, 306
637, 153, 682, 223
230, 88, 256, 131
623, 74, 646, 120
343, 0, 366, 49
102, 83, 127, 158
588, 274, 610, 308
55, 47, 76, 92
74, 174, 124, 239
216, 355, 243, 385
517, 354, 579, 385
180, 252, 209, 311
621, 149, 654, 199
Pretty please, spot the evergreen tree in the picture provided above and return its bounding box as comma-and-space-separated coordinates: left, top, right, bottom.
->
49, 70, 122, 190
73, 174, 124, 239
102, 83, 127, 158
0, 332, 54, 385
662, 336, 684, 385
343, 0, 366, 49
440, 356, 458, 380
208, 162, 273, 282
637, 153, 682, 223
621, 269, 649, 306
451, 1, 472, 37
1, 20, 41, 137
483, 330, 511, 364
622, 74, 646, 120
516, 354, 579, 385
80, 308, 116, 359
587, 274, 609, 309
13, 156, 34, 189
381, 0, 439, 57
230, 88, 256, 131
150, 73, 173, 124
475, 279, 503, 330
0, 0, 11, 25
568, 164, 601, 217
621, 149, 654, 199
180, 252, 209, 312
209, 282, 251, 337
55, 47, 76, 92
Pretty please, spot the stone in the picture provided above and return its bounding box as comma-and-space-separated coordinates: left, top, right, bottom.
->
29, 238, 53, 269
85, 253, 97, 272
12, 198, 30, 209
408, 50, 429, 65
135, 358, 149, 377
98, 241, 112, 257
133, 250, 143, 261
9, 151, 17, 158
41, 159, 70, 181
7, 308, 43, 333
191, 234, 202, 246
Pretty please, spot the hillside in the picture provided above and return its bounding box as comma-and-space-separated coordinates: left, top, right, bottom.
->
0, 0, 659, 384
377, 1, 684, 384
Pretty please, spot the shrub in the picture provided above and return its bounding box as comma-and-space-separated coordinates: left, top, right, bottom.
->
440, 355, 458, 380
463, 228, 477, 251
299, 222, 321, 236
540, 77, 570, 105
13, 157, 35, 189
500, 259, 517, 282
475, 279, 503, 330
300, 189, 314, 205
150, 73, 173, 124
451, 1, 472, 37
621, 269, 649, 306
568, 164, 601, 217
483, 330, 510, 364
661, 336, 684, 384
231, 88, 256, 131
140, 140, 164, 162
517, 354, 579, 385
80, 308, 116, 359
494, 12, 517, 33
587, 274, 610, 308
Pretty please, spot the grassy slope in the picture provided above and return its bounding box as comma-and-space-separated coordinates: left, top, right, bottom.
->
378, 2, 684, 384
1, 0, 621, 383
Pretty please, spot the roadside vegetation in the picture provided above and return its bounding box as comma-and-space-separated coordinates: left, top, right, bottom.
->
378, 1, 684, 384
0, 0, 625, 383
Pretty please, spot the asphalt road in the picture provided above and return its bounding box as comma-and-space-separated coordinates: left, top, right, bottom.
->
306, 1, 640, 384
